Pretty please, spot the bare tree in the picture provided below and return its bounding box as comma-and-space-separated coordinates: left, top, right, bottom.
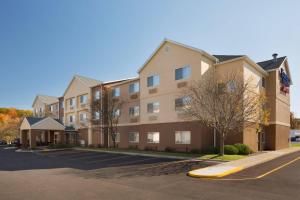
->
92, 88, 126, 148
182, 69, 267, 155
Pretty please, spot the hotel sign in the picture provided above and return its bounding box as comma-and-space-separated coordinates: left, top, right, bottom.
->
279, 68, 290, 94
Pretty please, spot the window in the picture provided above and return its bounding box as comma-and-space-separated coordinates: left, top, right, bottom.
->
262, 77, 266, 88
94, 90, 101, 100
113, 132, 120, 143
70, 98, 76, 107
175, 131, 191, 144
113, 109, 120, 118
129, 82, 139, 93
112, 88, 120, 97
175, 65, 191, 80
227, 80, 236, 92
147, 132, 160, 143
60, 101, 64, 109
80, 95, 88, 105
128, 132, 139, 143
147, 75, 160, 87
129, 106, 139, 117
69, 115, 75, 123
175, 96, 191, 110
94, 111, 100, 120
147, 102, 160, 113
80, 113, 87, 122
50, 105, 53, 112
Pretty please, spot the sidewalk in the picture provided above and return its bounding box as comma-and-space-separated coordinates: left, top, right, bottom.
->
188, 147, 300, 178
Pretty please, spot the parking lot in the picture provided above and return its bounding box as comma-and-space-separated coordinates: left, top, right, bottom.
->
1, 146, 300, 200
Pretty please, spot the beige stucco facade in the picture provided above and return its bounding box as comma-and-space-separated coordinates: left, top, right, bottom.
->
25, 39, 292, 152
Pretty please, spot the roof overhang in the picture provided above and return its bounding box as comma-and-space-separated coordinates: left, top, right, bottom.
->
137, 39, 218, 74
215, 56, 269, 76
20, 117, 65, 131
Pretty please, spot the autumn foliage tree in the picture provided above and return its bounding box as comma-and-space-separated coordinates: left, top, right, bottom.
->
0, 108, 32, 143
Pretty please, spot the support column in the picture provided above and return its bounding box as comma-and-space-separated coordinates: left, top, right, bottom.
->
60, 131, 66, 144
29, 130, 37, 149
21, 130, 28, 148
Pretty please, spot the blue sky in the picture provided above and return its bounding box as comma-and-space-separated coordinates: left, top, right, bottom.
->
0, 0, 299, 116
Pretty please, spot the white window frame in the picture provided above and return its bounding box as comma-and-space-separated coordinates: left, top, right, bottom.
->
129, 82, 140, 93
80, 95, 88, 105
147, 102, 160, 114
79, 113, 87, 122
175, 65, 191, 81
147, 132, 160, 143
129, 106, 139, 117
128, 132, 139, 143
112, 87, 120, 97
147, 75, 160, 87
69, 115, 75, 123
70, 98, 76, 108
94, 90, 101, 100
175, 131, 191, 144
94, 111, 100, 120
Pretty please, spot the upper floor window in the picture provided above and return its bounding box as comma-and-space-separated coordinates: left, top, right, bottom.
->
94, 111, 100, 120
147, 75, 160, 87
69, 115, 75, 123
175, 65, 191, 80
112, 109, 120, 118
60, 101, 64, 109
262, 77, 266, 88
94, 90, 101, 100
79, 113, 87, 122
147, 102, 160, 114
112, 87, 120, 97
129, 82, 139, 93
80, 95, 88, 105
175, 96, 191, 110
175, 131, 191, 144
70, 98, 76, 107
129, 106, 139, 117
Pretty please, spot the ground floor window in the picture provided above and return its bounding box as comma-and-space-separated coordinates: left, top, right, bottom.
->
113, 132, 120, 143
147, 132, 160, 143
129, 132, 139, 143
175, 131, 191, 144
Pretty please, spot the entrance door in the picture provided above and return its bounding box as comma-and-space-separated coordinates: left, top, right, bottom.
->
258, 132, 266, 151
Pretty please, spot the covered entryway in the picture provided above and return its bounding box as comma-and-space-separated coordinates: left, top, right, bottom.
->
20, 117, 65, 148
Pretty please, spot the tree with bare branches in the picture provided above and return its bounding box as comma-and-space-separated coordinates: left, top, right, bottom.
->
92, 88, 126, 148
182, 69, 267, 155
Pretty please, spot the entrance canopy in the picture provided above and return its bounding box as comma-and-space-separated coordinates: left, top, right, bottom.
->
20, 117, 65, 131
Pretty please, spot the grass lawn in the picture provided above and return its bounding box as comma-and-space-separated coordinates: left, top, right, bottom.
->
197, 154, 247, 161
291, 143, 300, 147
76, 147, 247, 161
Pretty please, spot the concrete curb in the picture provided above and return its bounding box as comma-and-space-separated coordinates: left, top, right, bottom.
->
188, 147, 300, 178
73, 147, 201, 160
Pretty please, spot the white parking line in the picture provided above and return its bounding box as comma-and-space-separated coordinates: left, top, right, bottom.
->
85, 155, 132, 164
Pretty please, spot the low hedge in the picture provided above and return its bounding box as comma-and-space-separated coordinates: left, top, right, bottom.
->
224, 145, 239, 155
234, 143, 252, 155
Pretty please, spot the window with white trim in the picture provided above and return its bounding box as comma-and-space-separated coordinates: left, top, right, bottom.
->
113, 132, 120, 143
129, 106, 139, 117
175, 96, 191, 110
147, 132, 160, 143
175, 131, 191, 144
94, 90, 101, 100
70, 98, 76, 108
80, 95, 88, 105
147, 102, 160, 113
147, 75, 160, 87
129, 82, 139, 93
69, 115, 75, 123
79, 113, 87, 122
113, 109, 120, 118
94, 111, 100, 120
175, 65, 191, 80
112, 87, 120, 97
128, 132, 139, 143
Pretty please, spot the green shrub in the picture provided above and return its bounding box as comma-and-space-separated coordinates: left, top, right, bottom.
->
234, 143, 252, 155
224, 145, 239, 155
